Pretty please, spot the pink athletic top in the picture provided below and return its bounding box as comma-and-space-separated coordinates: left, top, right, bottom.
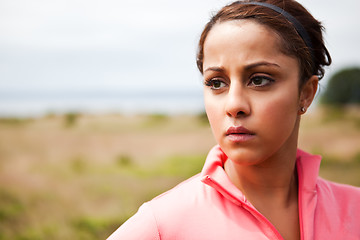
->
108, 145, 360, 239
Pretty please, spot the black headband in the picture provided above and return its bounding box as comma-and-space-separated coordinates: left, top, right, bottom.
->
239, 1, 315, 67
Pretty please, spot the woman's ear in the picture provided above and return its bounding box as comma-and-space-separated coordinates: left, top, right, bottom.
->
299, 75, 318, 114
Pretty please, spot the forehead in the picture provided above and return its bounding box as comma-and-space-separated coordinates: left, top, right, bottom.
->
203, 20, 297, 69
204, 20, 280, 58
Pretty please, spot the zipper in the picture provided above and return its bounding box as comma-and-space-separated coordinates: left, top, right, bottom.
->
204, 175, 284, 239
241, 203, 284, 240
297, 162, 305, 240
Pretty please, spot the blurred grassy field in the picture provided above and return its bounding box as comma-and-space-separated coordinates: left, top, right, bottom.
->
0, 107, 359, 239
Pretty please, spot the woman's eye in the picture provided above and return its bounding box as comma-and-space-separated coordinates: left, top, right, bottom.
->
205, 79, 227, 90
248, 76, 274, 87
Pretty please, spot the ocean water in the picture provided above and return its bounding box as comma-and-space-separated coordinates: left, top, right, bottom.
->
0, 89, 205, 118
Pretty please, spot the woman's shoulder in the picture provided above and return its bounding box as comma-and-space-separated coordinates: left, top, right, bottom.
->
316, 177, 360, 208
107, 174, 207, 240
315, 178, 360, 233
148, 173, 211, 210
317, 177, 360, 196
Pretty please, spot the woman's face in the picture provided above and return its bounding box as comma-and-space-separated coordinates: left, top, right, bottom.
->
203, 20, 313, 165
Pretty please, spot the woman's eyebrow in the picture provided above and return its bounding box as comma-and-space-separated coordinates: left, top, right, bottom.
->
204, 66, 225, 73
245, 61, 280, 70
204, 62, 280, 73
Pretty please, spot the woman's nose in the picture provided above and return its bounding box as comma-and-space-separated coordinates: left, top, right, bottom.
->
225, 83, 251, 118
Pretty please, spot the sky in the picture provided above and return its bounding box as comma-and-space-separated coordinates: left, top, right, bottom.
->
0, 0, 359, 115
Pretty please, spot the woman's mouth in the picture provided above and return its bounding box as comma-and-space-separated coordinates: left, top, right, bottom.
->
226, 126, 255, 143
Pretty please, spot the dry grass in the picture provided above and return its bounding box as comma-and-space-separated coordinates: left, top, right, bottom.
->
0, 107, 359, 239
0, 114, 215, 239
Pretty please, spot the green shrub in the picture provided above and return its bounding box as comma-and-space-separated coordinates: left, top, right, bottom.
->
155, 154, 206, 177
197, 112, 209, 125
70, 156, 87, 173
116, 155, 133, 167
64, 112, 79, 127
0, 189, 24, 223
72, 216, 121, 239
321, 67, 360, 105
0, 118, 32, 125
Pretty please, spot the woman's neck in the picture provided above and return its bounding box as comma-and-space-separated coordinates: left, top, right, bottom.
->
223, 147, 298, 208
224, 147, 300, 240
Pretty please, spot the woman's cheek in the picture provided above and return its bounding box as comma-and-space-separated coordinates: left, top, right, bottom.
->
205, 98, 223, 141
258, 96, 298, 140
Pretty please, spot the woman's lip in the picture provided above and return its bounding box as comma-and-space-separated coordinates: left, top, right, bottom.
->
226, 126, 254, 135
226, 126, 255, 143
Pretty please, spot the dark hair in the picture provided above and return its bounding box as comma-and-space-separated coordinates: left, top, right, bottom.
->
196, 0, 332, 85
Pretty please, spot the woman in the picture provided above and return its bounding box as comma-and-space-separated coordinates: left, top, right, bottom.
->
108, 0, 360, 239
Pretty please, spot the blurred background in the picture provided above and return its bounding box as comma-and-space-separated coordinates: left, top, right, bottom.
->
0, 0, 359, 239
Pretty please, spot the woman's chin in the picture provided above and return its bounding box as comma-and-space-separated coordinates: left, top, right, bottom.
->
222, 146, 264, 166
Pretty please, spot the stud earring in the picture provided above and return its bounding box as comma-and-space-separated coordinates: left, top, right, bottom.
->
300, 107, 306, 113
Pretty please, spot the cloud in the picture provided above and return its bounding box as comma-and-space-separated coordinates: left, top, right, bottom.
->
0, 0, 359, 94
